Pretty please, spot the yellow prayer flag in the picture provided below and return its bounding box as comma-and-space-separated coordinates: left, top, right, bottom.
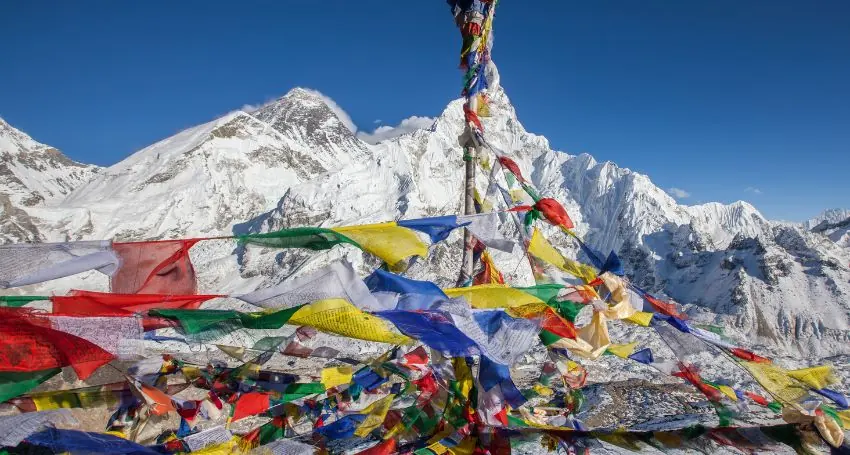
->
624, 311, 654, 327
192, 437, 240, 455
836, 410, 850, 430
444, 284, 545, 309
742, 361, 809, 404
216, 345, 245, 361
606, 342, 638, 359
321, 366, 353, 389
786, 365, 836, 390
453, 357, 474, 399
332, 222, 428, 271
478, 251, 504, 285
448, 437, 477, 455
716, 384, 738, 401
354, 394, 395, 437
527, 228, 596, 283
289, 299, 410, 344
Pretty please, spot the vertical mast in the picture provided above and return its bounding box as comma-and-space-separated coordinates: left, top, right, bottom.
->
448, 0, 497, 286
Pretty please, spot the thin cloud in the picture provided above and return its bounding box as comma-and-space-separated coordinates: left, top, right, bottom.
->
744, 187, 763, 195
373, 119, 382, 124
357, 116, 435, 144
301, 89, 357, 133
668, 187, 691, 199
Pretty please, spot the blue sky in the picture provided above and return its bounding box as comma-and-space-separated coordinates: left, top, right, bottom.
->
1, 1, 847, 221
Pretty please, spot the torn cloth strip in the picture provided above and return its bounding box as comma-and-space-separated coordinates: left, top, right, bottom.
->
0, 240, 118, 289
111, 239, 201, 294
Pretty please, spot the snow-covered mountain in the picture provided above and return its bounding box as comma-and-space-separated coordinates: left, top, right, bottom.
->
1, 85, 849, 360
0, 117, 100, 242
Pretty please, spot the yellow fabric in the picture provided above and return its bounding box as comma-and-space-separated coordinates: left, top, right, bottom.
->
624, 311, 654, 327
716, 385, 738, 401
472, 189, 493, 213
426, 441, 450, 455
192, 437, 240, 455
786, 365, 836, 390
550, 334, 608, 360
532, 384, 554, 396
606, 342, 638, 359
476, 94, 491, 118
332, 222, 428, 271
444, 285, 545, 309
453, 357, 473, 399
836, 410, 850, 430
527, 228, 596, 283
448, 436, 477, 455
321, 366, 353, 389
742, 361, 809, 404
503, 302, 552, 319
32, 389, 119, 411
815, 414, 845, 448
354, 394, 395, 437
216, 345, 245, 361
509, 189, 527, 203
479, 154, 491, 170
578, 311, 611, 357
478, 251, 503, 285
289, 299, 410, 344
599, 272, 628, 303
602, 299, 637, 320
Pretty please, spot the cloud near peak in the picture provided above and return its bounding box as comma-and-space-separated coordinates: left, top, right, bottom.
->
357, 116, 435, 144
668, 187, 691, 199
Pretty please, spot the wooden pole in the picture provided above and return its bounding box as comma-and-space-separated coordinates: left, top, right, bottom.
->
457, 143, 477, 286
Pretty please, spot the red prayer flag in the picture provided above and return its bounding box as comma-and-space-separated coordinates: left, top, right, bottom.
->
534, 198, 574, 230
744, 391, 770, 406
730, 348, 770, 363
356, 438, 397, 455
463, 105, 484, 132
540, 308, 578, 340
644, 294, 687, 320
401, 346, 429, 370
111, 239, 200, 294
231, 392, 271, 421
673, 363, 723, 402
497, 156, 526, 183
51, 290, 221, 316
0, 311, 113, 379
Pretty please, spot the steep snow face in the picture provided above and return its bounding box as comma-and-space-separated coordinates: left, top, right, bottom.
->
1, 86, 849, 356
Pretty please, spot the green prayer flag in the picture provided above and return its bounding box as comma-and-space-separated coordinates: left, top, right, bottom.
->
516, 284, 564, 303
539, 330, 565, 347
237, 227, 360, 250
0, 295, 49, 307
0, 368, 61, 403
150, 306, 302, 334
281, 382, 325, 402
